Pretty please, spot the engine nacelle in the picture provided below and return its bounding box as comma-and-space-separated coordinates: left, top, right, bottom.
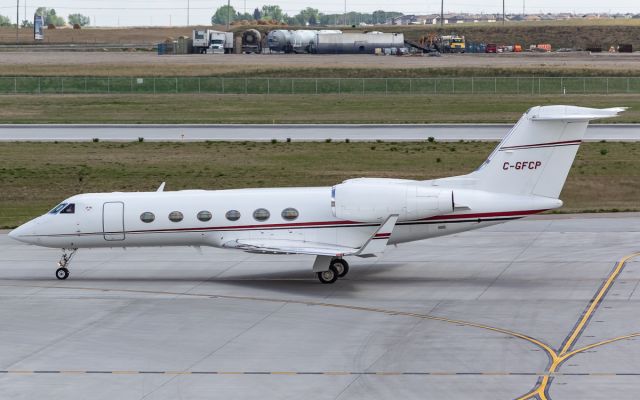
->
331, 181, 454, 222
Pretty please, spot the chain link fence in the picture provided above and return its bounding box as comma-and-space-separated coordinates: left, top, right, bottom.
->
1, 77, 639, 95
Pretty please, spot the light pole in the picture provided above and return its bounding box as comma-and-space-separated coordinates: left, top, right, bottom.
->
16, 0, 19, 45
226, 0, 230, 30
440, 0, 443, 27
187, 0, 190, 26
503, 0, 505, 25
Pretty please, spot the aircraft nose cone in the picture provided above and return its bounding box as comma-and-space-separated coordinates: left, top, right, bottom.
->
8, 223, 31, 244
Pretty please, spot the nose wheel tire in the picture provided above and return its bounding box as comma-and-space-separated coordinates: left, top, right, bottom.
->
331, 259, 350, 278
317, 266, 339, 284
56, 267, 69, 280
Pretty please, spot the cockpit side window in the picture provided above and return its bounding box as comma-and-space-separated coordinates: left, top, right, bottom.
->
60, 203, 75, 214
48, 203, 67, 214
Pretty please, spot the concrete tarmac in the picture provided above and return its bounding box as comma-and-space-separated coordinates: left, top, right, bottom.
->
0, 124, 639, 142
1, 213, 639, 400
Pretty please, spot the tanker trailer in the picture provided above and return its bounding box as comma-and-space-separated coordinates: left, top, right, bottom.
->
241, 29, 262, 53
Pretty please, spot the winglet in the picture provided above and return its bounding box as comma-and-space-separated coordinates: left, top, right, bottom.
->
157, 182, 166, 192
355, 214, 399, 257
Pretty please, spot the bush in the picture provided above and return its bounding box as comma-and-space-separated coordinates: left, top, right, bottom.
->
436, 157, 441, 163
286, 137, 291, 143
427, 136, 435, 143
138, 137, 144, 142
325, 138, 332, 143
92, 138, 99, 142
271, 138, 277, 144
600, 148, 608, 155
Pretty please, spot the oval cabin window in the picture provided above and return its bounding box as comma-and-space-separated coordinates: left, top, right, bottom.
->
281, 208, 299, 221
226, 210, 241, 221
140, 212, 155, 223
253, 208, 270, 221
197, 210, 212, 222
168, 211, 184, 222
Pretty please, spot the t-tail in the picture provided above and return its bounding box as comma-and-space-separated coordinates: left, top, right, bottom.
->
468, 105, 626, 198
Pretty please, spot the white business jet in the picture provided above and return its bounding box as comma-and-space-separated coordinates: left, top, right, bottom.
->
9, 106, 625, 283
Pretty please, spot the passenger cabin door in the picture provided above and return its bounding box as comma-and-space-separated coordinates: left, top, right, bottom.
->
103, 202, 125, 241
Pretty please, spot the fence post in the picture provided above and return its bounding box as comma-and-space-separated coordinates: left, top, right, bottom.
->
494, 77, 497, 93
315, 78, 318, 95
627, 77, 630, 93
38, 77, 41, 94
222, 77, 225, 94
472, 77, 474, 94
245, 78, 248, 94
61, 78, 64, 94
409, 78, 412, 94
560, 77, 563, 94
606, 77, 609, 94
538, 77, 541, 94
267, 79, 270, 95
14, 77, 16, 94
452, 78, 455, 94
107, 77, 110, 94
583, 77, 586, 93
385, 79, 387, 95
198, 77, 201, 94
153, 78, 156, 94
175, 77, 178, 93
362, 79, 365, 95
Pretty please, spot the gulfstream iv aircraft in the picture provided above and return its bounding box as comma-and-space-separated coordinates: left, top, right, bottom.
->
9, 106, 625, 283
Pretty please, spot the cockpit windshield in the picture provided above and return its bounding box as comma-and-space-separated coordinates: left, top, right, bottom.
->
60, 203, 75, 214
48, 203, 75, 214
49, 203, 67, 214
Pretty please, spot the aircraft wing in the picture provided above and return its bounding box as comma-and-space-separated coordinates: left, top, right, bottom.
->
223, 238, 359, 256
222, 215, 399, 257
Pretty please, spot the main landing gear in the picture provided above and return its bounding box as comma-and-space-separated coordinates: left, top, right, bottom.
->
56, 249, 77, 280
316, 258, 349, 284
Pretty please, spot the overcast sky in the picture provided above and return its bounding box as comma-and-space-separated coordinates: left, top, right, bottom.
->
1, 0, 637, 26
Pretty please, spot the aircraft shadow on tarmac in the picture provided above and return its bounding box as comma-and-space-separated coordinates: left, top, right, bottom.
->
1, 262, 541, 298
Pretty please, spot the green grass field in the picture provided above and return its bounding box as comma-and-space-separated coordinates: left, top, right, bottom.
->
2, 141, 639, 228
0, 93, 638, 124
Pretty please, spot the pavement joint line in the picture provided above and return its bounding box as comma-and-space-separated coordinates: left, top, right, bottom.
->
1, 370, 640, 376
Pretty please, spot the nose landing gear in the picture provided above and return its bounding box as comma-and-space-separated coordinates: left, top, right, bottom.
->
56, 249, 77, 280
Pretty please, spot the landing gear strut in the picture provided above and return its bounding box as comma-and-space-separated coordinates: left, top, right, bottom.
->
315, 258, 350, 284
56, 249, 77, 280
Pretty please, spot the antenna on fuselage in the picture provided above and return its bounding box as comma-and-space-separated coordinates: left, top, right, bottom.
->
157, 182, 166, 192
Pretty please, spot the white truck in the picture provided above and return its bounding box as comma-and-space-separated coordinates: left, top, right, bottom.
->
192, 30, 234, 54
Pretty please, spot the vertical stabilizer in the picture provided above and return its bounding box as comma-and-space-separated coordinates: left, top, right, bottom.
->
468, 106, 625, 198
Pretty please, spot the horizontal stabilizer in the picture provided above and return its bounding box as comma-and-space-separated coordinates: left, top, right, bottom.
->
528, 106, 627, 121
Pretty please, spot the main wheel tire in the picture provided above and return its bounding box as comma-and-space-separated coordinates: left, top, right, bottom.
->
317, 266, 338, 284
56, 267, 69, 280
332, 259, 350, 278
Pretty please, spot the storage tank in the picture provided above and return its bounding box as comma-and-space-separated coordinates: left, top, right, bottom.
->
267, 30, 291, 52
242, 29, 262, 53
313, 32, 405, 54
267, 30, 320, 53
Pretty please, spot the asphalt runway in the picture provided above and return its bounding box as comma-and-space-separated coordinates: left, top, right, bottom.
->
0, 124, 639, 142
1, 213, 639, 399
